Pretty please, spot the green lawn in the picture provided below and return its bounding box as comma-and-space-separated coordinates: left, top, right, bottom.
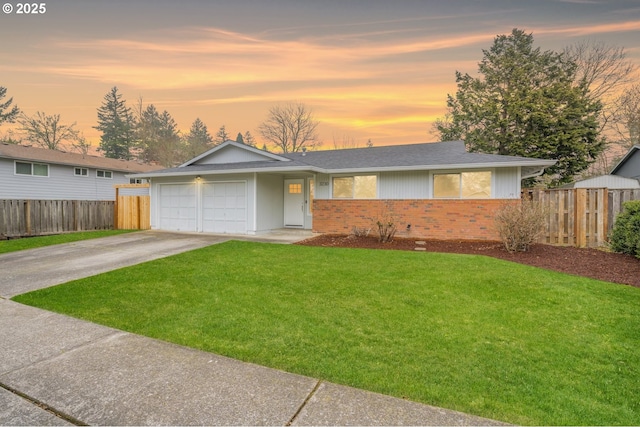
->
12, 241, 640, 425
0, 230, 135, 254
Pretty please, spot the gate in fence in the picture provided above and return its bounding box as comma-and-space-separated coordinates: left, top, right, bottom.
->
114, 184, 151, 230
523, 188, 640, 248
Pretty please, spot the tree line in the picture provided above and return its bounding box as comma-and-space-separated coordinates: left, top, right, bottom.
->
1, 28, 639, 185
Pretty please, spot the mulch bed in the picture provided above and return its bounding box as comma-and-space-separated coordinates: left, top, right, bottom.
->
295, 234, 640, 288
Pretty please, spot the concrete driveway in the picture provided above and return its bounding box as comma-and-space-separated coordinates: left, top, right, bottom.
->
0, 230, 310, 298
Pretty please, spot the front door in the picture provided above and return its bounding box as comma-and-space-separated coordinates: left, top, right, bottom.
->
284, 179, 304, 227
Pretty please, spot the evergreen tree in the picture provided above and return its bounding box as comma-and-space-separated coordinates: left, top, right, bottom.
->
184, 118, 213, 159
235, 132, 244, 144
215, 125, 230, 145
136, 104, 182, 167
435, 29, 604, 186
0, 86, 19, 126
243, 131, 256, 147
94, 87, 135, 160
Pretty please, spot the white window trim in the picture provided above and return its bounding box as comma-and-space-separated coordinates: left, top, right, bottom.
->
430, 169, 494, 199
96, 170, 113, 179
74, 167, 89, 177
330, 173, 379, 199
307, 177, 315, 216
14, 161, 49, 177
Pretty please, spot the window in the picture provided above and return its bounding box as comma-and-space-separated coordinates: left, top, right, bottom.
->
308, 178, 315, 215
97, 170, 112, 179
15, 161, 49, 177
332, 175, 377, 199
288, 183, 302, 194
130, 178, 148, 184
433, 171, 491, 199
74, 167, 88, 176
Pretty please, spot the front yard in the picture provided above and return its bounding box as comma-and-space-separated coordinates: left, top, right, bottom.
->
13, 241, 640, 425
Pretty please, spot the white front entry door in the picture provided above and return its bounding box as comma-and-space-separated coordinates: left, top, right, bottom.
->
284, 179, 304, 227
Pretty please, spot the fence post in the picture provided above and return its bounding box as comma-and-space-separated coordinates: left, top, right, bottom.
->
25, 200, 31, 235
575, 188, 587, 248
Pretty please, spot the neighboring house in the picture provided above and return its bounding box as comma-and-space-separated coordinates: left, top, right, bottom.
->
0, 143, 161, 201
129, 140, 555, 240
571, 145, 640, 189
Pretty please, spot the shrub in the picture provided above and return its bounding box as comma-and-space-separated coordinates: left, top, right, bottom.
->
375, 213, 397, 243
610, 200, 640, 259
494, 200, 547, 252
352, 226, 371, 237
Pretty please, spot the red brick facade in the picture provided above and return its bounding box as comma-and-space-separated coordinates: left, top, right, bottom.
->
312, 199, 518, 240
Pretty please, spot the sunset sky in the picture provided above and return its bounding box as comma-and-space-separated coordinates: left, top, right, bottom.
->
1, 0, 639, 150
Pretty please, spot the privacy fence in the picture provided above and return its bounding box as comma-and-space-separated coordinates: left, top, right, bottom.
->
0, 184, 151, 238
0, 199, 114, 238
523, 188, 640, 248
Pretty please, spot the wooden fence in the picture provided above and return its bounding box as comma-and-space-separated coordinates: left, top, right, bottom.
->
523, 188, 640, 248
0, 199, 114, 238
114, 184, 151, 230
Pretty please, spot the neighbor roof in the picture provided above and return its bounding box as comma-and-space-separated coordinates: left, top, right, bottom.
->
0, 143, 161, 173
130, 140, 556, 178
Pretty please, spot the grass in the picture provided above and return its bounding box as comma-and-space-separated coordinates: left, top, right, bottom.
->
0, 230, 135, 254
13, 241, 640, 425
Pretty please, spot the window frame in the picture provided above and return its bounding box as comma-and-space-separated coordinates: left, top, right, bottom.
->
14, 161, 49, 177
96, 170, 113, 179
331, 174, 378, 199
431, 170, 493, 199
74, 167, 89, 177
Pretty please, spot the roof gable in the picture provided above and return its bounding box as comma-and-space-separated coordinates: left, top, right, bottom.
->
611, 145, 640, 179
0, 143, 160, 173
183, 140, 289, 166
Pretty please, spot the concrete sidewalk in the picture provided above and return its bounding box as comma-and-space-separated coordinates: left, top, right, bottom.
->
0, 231, 506, 425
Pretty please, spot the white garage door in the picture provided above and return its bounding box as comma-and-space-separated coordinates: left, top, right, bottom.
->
202, 182, 247, 234
159, 184, 197, 232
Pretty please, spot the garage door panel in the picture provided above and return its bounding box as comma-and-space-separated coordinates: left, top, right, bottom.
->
159, 184, 197, 232
202, 182, 247, 234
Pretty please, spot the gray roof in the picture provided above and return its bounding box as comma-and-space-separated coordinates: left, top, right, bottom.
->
132, 140, 555, 178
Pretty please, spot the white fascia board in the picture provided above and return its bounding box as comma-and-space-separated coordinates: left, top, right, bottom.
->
128, 165, 324, 179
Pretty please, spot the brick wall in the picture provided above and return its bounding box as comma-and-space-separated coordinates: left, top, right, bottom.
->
312, 199, 518, 240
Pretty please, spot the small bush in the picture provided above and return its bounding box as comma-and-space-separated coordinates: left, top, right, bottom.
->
375, 213, 397, 243
352, 226, 371, 237
494, 200, 547, 252
610, 200, 640, 259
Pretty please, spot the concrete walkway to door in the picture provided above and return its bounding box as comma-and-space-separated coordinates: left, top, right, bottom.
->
0, 230, 506, 426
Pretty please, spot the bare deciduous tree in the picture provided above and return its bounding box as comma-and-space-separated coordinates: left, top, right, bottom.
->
258, 102, 321, 153
565, 40, 636, 101
332, 134, 360, 149
611, 84, 640, 150
18, 111, 79, 150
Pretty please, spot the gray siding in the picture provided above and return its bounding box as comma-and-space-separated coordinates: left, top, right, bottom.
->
494, 167, 519, 198
195, 145, 277, 165
315, 173, 331, 199
379, 171, 429, 199
575, 175, 640, 189
614, 150, 640, 179
256, 174, 284, 232
0, 158, 130, 201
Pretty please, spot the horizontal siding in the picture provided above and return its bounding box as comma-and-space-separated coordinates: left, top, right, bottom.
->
0, 158, 129, 201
